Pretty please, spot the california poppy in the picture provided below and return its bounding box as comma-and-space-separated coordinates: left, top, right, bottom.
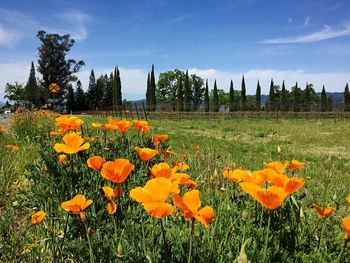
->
87, 156, 106, 171
102, 186, 123, 215
55, 115, 84, 132
342, 217, 350, 238
130, 177, 174, 218
101, 159, 134, 183
346, 194, 350, 204
173, 189, 214, 227
54, 132, 90, 154
5, 145, 19, 151
115, 119, 132, 133
133, 120, 151, 134
153, 134, 169, 146
31, 211, 46, 225
239, 182, 288, 210
58, 154, 67, 164
311, 204, 336, 218
150, 162, 174, 179
264, 161, 289, 173
290, 160, 305, 171
61, 194, 93, 221
172, 162, 189, 172
269, 173, 304, 194
135, 147, 158, 162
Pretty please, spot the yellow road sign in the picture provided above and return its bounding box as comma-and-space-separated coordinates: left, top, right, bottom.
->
48, 83, 60, 93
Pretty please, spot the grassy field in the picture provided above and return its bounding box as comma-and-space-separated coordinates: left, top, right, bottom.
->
1, 112, 350, 262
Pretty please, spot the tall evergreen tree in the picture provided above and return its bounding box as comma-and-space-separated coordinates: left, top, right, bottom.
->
229, 80, 235, 112
25, 61, 39, 107
102, 73, 113, 108
192, 74, 204, 110
281, 80, 288, 112
321, 85, 327, 112
184, 70, 192, 111
113, 67, 122, 111
66, 84, 75, 112
344, 83, 350, 111
87, 69, 97, 110
150, 64, 156, 111
303, 82, 311, 112
241, 75, 246, 111
292, 82, 303, 112
204, 79, 210, 112
177, 79, 184, 111
255, 80, 261, 111
96, 75, 106, 109
268, 79, 276, 111
74, 80, 86, 111
145, 73, 151, 110
213, 80, 219, 112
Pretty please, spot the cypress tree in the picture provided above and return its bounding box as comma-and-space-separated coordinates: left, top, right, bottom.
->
114, 67, 122, 111
96, 75, 106, 110
268, 78, 275, 111
177, 79, 184, 112
184, 70, 192, 111
344, 83, 350, 111
213, 80, 219, 112
204, 79, 210, 112
66, 84, 75, 112
146, 73, 150, 110
255, 80, 261, 111
87, 69, 97, 110
74, 80, 86, 111
150, 64, 156, 111
102, 73, 113, 108
281, 80, 288, 112
303, 82, 311, 112
25, 61, 39, 108
292, 82, 302, 112
321, 85, 327, 112
241, 75, 246, 111
229, 80, 235, 112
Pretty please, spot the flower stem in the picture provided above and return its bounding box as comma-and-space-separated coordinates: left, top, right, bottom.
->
160, 219, 170, 263
262, 211, 272, 263
187, 218, 195, 263
84, 222, 95, 263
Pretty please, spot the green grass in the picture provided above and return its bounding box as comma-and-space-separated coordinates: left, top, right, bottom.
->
1, 114, 350, 262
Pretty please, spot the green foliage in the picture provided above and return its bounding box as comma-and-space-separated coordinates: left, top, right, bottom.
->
74, 80, 87, 111
146, 73, 151, 110
66, 84, 75, 112
204, 80, 210, 112
281, 81, 290, 112
114, 67, 123, 111
4, 82, 25, 106
321, 86, 327, 112
241, 75, 247, 111
344, 83, 350, 112
25, 61, 39, 107
292, 83, 303, 112
149, 65, 157, 111
268, 79, 276, 111
184, 70, 192, 111
255, 81, 261, 111
177, 79, 184, 111
87, 69, 98, 110
212, 80, 219, 112
229, 80, 235, 112
192, 75, 204, 111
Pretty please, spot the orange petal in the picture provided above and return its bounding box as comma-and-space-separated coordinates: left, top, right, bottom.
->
195, 206, 214, 228
144, 203, 174, 218
284, 178, 304, 194
107, 201, 117, 214
183, 190, 201, 214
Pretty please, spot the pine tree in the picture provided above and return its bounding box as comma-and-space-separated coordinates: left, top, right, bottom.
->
268, 78, 275, 111
184, 70, 192, 111
66, 84, 75, 112
103, 73, 113, 108
344, 83, 350, 111
255, 80, 261, 111
204, 79, 210, 112
213, 80, 219, 112
150, 64, 156, 111
177, 79, 184, 111
96, 75, 106, 110
229, 80, 235, 112
114, 67, 122, 111
303, 82, 311, 112
241, 75, 246, 111
25, 61, 39, 108
146, 73, 150, 110
281, 80, 288, 112
74, 80, 86, 111
321, 85, 327, 112
327, 96, 333, 111
87, 69, 97, 110
292, 82, 302, 112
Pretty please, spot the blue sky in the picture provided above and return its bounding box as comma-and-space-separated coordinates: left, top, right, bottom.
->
0, 0, 349, 100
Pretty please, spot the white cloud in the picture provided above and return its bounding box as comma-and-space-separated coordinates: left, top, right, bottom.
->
59, 10, 91, 23
0, 64, 348, 102
260, 22, 350, 44
303, 16, 310, 28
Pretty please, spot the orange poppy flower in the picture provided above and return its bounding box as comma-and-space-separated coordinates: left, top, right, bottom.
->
150, 162, 174, 179
342, 217, 350, 239
239, 182, 288, 210
133, 120, 151, 134
268, 173, 304, 194
264, 161, 289, 173
347, 194, 350, 204
101, 159, 134, 183
54, 132, 90, 154
5, 145, 19, 151
102, 186, 122, 215
173, 189, 214, 227
181, 153, 189, 161
135, 147, 158, 162
130, 177, 174, 218
58, 154, 67, 164
153, 134, 169, 146
61, 194, 93, 221
114, 119, 132, 133
87, 156, 106, 171
194, 145, 200, 151
311, 204, 336, 218
171, 173, 197, 189
55, 115, 84, 132
172, 162, 189, 172
0, 124, 6, 132
91, 122, 103, 128
290, 160, 305, 171
31, 211, 46, 225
